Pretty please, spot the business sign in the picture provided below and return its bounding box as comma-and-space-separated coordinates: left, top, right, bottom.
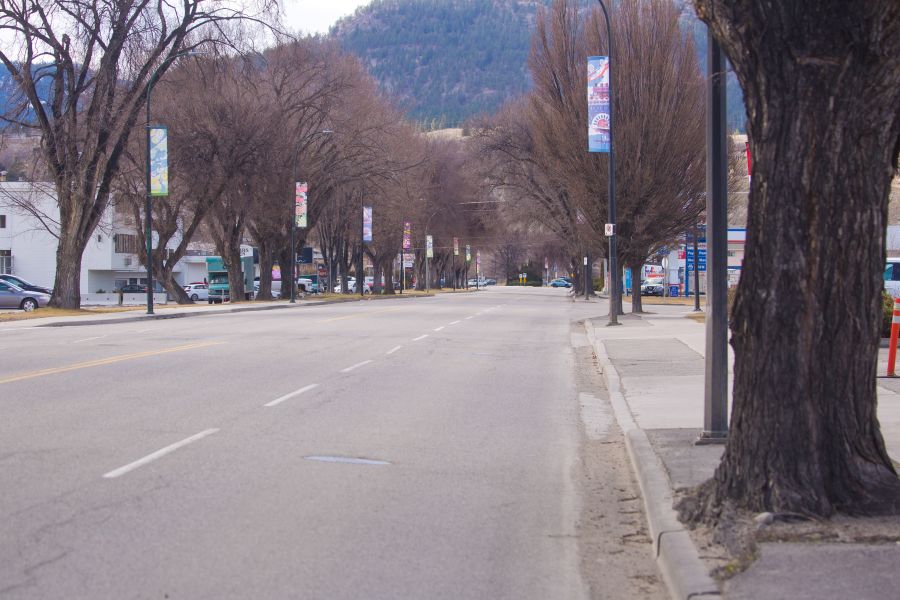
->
149, 127, 169, 196
362, 206, 373, 242
403, 221, 412, 250
465, 244, 471, 262
403, 253, 414, 268
426, 235, 433, 258
453, 237, 459, 256
587, 56, 611, 153
295, 182, 308, 228
686, 245, 707, 272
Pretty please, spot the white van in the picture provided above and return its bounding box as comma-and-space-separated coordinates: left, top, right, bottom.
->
884, 258, 900, 297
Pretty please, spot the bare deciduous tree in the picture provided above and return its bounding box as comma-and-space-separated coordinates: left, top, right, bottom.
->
679, 0, 900, 521
0, 0, 276, 308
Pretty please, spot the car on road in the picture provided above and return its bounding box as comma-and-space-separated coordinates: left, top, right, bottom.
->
183, 283, 209, 301
0, 279, 50, 311
485, 278, 497, 286
550, 278, 572, 288
0, 274, 52, 295
640, 281, 665, 296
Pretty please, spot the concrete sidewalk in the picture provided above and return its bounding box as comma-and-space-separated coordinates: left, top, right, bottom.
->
585, 305, 900, 600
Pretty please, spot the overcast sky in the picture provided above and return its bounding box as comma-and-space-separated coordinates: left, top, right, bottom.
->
282, 0, 372, 36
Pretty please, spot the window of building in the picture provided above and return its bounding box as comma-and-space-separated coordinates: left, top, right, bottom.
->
0, 215, 6, 228
0, 250, 10, 274
114, 233, 139, 254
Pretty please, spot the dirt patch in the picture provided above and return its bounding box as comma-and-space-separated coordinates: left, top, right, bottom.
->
573, 340, 667, 599
677, 496, 900, 581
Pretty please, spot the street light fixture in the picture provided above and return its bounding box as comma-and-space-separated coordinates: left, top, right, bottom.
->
145, 49, 201, 315
290, 129, 333, 303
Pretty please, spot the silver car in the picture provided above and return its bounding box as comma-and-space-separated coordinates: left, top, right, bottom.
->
0, 280, 51, 311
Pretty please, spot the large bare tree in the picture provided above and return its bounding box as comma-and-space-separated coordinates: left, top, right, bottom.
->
680, 0, 900, 520
0, 0, 274, 308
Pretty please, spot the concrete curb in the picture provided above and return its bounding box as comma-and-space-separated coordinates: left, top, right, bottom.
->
27, 293, 433, 328
585, 321, 722, 600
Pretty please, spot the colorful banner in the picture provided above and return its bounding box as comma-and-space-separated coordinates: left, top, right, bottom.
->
149, 127, 169, 196
587, 56, 611, 153
295, 182, 308, 228
403, 221, 412, 250
465, 244, 471, 262
453, 237, 459, 256
426, 235, 433, 258
362, 206, 373, 242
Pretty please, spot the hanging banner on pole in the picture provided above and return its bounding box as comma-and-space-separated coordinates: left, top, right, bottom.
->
587, 56, 611, 153
476, 250, 481, 270
453, 237, 459, 256
403, 221, 412, 250
426, 235, 434, 258
465, 244, 471, 262
362, 206, 373, 242
149, 127, 169, 196
295, 182, 308, 228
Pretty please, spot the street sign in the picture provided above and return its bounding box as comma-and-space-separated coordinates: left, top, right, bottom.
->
605, 223, 615, 236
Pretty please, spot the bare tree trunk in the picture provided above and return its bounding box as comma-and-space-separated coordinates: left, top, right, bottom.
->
50, 230, 87, 309
256, 241, 275, 300
682, 0, 900, 519
158, 267, 191, 304
630, 264, 643, 313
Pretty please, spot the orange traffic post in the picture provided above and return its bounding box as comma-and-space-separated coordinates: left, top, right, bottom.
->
888, 298, 900, 376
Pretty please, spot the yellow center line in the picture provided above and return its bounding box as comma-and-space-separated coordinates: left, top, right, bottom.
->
0, 341, 225, 385
316, 307, 404, 324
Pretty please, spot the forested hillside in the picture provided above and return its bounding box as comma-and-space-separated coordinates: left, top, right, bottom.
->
332, 0, 543, 127
333, 0, 746, 130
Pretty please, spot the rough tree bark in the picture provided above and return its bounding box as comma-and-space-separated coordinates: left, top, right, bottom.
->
682, 0, 900, 519
628, 264, 643, 314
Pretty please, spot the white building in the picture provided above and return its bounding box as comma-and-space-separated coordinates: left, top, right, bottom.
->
0, 181, 208, 294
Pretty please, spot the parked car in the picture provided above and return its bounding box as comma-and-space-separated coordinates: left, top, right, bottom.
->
550, 278, 572, 288
0, 280, 50, 311
117, 283, 147, 293
183, 283, 209, 301
334, 278, 370, 294
485, 278, 497, 286
640, 281, 665, 296
0, 274, 52, 295
251, 278, 282, 299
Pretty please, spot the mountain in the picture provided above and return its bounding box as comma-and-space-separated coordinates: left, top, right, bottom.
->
331, 0, 545, 128
332, 0, 746, 130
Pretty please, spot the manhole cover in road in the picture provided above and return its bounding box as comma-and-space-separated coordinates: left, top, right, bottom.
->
304, 455, 391, 466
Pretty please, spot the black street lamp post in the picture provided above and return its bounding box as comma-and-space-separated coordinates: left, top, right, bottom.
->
289, 130, 332, 303
594, 0, 619, 326
145, 50, 199, 315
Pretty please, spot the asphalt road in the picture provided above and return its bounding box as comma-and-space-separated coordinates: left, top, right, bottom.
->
0, 287, 658, 599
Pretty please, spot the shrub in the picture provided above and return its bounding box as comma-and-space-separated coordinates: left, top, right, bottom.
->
883, 290, 893, 338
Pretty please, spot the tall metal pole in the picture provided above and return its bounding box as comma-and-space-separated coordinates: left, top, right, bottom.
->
144, 51, 199, 315
594, 0, 619, 326
698, 29, 729, 443
145, 74, 155, 315
290, 161, 297, 303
